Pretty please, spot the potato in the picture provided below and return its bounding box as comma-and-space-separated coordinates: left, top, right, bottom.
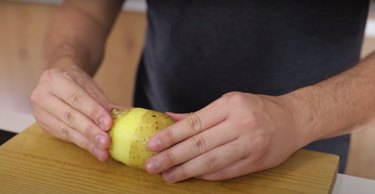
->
109, 108, 174, 169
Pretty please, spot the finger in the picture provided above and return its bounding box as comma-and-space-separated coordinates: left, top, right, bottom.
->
148, 99, 227, 152
198, 144, 275, 181
165, 112, 188, 121
34, 108, 108, 161
70, 71, 113, 111
145, 121, 237, 174
41, 94, 111, 149
50, 71, 112, 130
161, 139, 245, 183
110, 104, 130, 111
198, 159, 255, 181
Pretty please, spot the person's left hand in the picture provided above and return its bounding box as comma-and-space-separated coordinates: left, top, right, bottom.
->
145, 91, 312, 183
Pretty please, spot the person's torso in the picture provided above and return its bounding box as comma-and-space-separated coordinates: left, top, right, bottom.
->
137, 0, 369, 113
134, 0, 369, 173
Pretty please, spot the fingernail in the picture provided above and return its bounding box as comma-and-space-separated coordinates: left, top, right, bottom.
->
148, 138, 161, 151
99, 117, 110, 130
146, 159, 160, 173
95, 134, 106, 148
163, 172, 175, 183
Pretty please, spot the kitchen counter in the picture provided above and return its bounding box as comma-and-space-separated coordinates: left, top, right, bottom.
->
1, 111, 375, 194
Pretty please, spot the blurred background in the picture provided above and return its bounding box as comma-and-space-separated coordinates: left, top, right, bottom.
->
0, 0, 374, 180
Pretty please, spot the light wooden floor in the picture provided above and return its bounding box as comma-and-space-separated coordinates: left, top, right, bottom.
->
1, 1, 375, 179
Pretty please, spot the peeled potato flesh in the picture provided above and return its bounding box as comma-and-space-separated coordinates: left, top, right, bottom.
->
109, 108, 174, 169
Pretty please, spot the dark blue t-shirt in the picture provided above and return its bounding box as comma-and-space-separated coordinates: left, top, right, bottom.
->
134, 0, 369, 173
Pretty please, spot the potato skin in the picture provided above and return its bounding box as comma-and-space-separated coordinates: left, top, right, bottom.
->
109, 108, 174, 169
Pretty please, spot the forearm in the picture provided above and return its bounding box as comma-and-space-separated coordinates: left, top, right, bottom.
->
287, 52, 375, 144
45, 0, 124, 76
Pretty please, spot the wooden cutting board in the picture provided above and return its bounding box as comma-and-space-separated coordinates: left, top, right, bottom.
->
0, 124, 338, 194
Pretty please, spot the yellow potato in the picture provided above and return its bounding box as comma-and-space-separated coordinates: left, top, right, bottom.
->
109, 108, 174, 169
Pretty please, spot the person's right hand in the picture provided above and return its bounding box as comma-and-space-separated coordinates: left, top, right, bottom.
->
31, 58, 113, 161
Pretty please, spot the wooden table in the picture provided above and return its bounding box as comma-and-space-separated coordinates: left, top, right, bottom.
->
0, 124, 339, 194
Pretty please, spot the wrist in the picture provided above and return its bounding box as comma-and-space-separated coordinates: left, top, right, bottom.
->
45, 42, 100, 76
47, 57, 83, 73
278, 88, 320, 148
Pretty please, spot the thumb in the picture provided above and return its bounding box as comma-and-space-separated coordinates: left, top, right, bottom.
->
165, 112, 189, 121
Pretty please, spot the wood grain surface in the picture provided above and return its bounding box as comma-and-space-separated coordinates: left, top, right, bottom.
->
0, 124, 338, 194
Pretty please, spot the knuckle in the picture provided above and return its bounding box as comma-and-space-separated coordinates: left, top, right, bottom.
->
254, 132, 270, 150
222, 91, 242, 98
227, 92, 247, 105
174, 165, 188, 180
253, 131, 270, 148
88, 106, 104, 121
206, 155, 222, 171
221, 91, 244, 104
163, 152, 177, 167
68, 92, 82, 107
83, 124, 97, 139
192, 134, 208, 154
165, 129, 177, 145
63, 109, 75, 123
186, 113, 202, 133
39, 69, 54, 83
60, 125, 71, 142
62, 71, 74, 80
30, 90, 39, 104
30, 88, 48, 106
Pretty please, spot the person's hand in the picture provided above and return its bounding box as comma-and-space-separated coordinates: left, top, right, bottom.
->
31, 58, 114, 161
145, 92, 311, 182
